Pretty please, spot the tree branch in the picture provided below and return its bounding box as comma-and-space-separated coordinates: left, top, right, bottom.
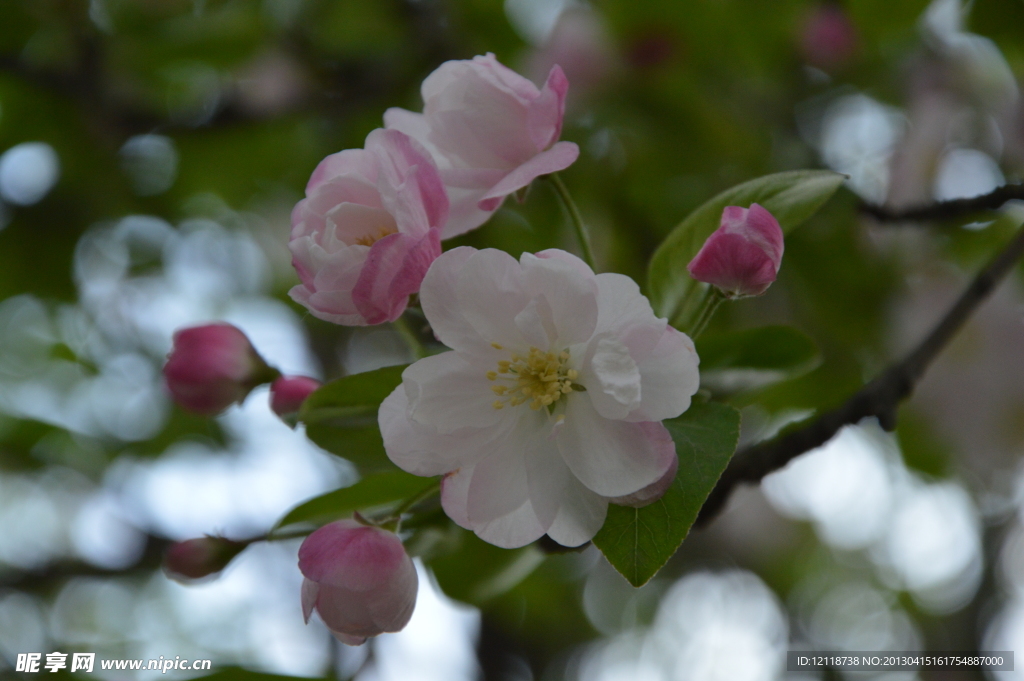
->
697, 219, 1024, 525
861, 183, 1024, 222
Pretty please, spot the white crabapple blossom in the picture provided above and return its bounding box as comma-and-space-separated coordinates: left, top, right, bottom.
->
379, 247, 700, 548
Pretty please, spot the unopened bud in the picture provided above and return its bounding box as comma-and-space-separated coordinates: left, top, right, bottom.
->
164, 537, 247, 581
163, 323, 277, 415
270, 375, 321, 418
687, 204, 784, 298
298, 519, 418, 646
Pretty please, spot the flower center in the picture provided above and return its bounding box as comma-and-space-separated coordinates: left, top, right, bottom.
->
486, 344, 578, 411
353, 226, 397, 247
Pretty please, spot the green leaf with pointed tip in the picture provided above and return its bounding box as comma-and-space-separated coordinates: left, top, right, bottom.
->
647, 170, 846, 328
592, 401, 740, 587
696, 325, 821, 394
298, 364, 407, 472
273, 469, 432, 531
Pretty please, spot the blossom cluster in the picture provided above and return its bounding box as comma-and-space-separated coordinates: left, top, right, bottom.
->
160, 53, 784, 647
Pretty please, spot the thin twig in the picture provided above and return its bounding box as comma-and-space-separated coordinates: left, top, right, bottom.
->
546, 173, 597, 270
697, 219, 1024, 525
861, 183, 1024, 222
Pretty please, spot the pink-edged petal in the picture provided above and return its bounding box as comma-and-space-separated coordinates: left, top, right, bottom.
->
301, 578, 319, 623
351, 229, 441, 325
364, 555, 418, 632
467, 447, 530, 525
367, 128, 449, 232
608, 449, 678, 508
478, 142, 580, 204
528, 64, 569, 150
331, 631, 368, 646
546, 476, 608, 547
556, 397, 675, 496
383, 108, 437, 157
441, 463, 546, 549
402, 351, 505, 433
626, 327, 700, 422
519, 251, 598, 347
306, 148, 377, 194
534, 248, 594, 277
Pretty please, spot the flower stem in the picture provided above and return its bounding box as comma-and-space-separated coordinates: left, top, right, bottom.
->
546, 173, 597, 271
392, 480, 441, 518
393, 315, 427, 360
688, 286, 726, 339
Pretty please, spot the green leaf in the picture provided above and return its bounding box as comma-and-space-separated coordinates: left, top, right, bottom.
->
298, 364, 407, 472
647, 170, 846, 327
273, 469, 432, 531
430, 528, 546, 605
592, 401, 741, 587
696, 325, 821, 394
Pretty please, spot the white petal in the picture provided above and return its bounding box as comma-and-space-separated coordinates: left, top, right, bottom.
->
520, 252, 599, 347
419, 247, 486, 354
524, 425, 571, 529
556, 397, 674, 497
627, 327, 700, 422
380, 384, 516, 475
467, 447, 530, 525
456, 249, 531, 350
403, 352, 504, 434
545, 477, 608, 547
586, 336, 642, 419
441, 463, 545, 549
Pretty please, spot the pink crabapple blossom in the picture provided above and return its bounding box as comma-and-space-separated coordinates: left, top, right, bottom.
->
298, 519, 418, 646
163, 323, 275, 416
379, 247, 700, 549
270, 375, 321, 417
385, 53, 580, 238
686, 203, 784, 298
289, 128, 449, 326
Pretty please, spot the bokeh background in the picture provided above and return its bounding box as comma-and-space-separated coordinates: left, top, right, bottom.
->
1, 0, 1024, 679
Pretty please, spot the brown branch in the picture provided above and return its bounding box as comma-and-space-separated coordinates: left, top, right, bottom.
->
697, 220, 1024, 525
861, 183, 1024, 222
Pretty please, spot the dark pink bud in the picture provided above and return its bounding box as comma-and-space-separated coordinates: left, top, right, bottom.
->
270, 376, 321, 417
163, 323, 276, 415
687, 204, 784, 298
298, 519, 418, 646
607, 455, 678, 508
163, 537, 247, 581
800, 5, 859, 70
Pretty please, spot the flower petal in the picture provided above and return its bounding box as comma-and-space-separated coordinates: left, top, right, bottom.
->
301, 578, 319, 623
403, 351, 505, 434
545, 476, 608, 547
528, 65, 569, 150
306, 148, 377, 194
627, 327, 700, 422
478, 142, 580, 204
519, 251, 598, 347
586, 336, 642, 419
455, 249, 532, 351
441, 463, 546, 548
556, 398, 675, 496
352, 228, 441, 325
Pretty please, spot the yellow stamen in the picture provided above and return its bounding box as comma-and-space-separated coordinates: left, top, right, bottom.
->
491, 342, 503, 350
486, 371, 497, 380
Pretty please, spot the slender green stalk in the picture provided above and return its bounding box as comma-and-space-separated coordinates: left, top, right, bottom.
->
393, 315, 427, 360
687, 286, 726, 339
391, 480, 441, 518
546, 173, 597, 271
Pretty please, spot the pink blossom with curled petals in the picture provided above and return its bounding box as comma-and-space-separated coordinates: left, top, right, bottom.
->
385, 53, 580, 238
163, 323, 274, 415
270, 375, 321, 417
687, 204, 784, 298
298, 520, 418, 646
289, 128, 448, 326
379, 247, 700, 549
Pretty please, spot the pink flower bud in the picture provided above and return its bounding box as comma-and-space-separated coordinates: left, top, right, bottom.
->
800, 5, 859, 71
164, 323, 275, 415
608, 454, 678, 508
298, 519, 418, 646
163, 537, 247, 581
270, 375, 321, 417
686, 204, 784, 298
